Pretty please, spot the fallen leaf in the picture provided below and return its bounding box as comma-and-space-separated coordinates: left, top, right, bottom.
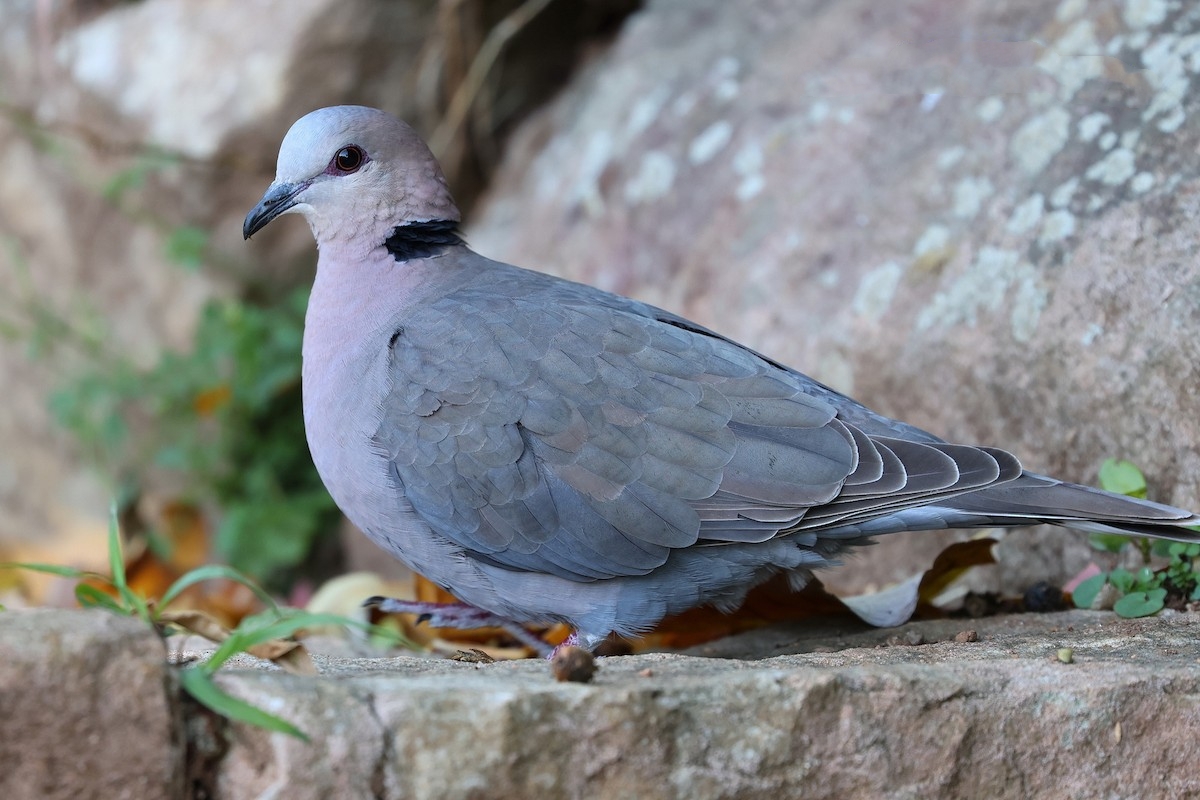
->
193, 384, 232, 416
843, 572, 923, 627
636, 574, 864, 650
916, 536, 998, 606
158, 609, 316, 675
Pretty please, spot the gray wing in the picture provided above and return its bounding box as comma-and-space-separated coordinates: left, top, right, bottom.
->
372, 272, 1010, 582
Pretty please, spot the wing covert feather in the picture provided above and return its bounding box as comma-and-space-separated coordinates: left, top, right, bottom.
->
373, 283, 872, 579
372, 271, 1029, 581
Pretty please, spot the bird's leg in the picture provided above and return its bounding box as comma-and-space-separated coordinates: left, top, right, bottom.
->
548, 630, 583, 660
363, 596, 552, 656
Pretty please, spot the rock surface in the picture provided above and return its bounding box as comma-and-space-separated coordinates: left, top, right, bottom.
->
469, 0, 1200, 594
0, 610, 181, 800
4, 608, 1200, 799
218, 610, 1200, 800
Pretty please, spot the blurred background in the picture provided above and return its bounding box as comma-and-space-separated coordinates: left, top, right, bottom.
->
2, 0, 1200, 623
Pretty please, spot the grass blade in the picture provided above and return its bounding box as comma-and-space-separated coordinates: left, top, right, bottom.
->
105, 502, 150, 620
0, 562, 98, 579
75, 583, 128, 613
201, 612, 373, 674
107, 501, 126, 592
178, 667, 309, 741
160, 564, 279, 612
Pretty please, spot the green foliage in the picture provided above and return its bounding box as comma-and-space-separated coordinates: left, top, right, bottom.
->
1088, 532, 1136, 555
1112, 588, 1168, 618
177, 667, 308, 740
1073, 544, 1200, 618
1165, 542, 1200, 600
1, 504, 414, 741
1, 504, 302, 737
163, 225, 210, 272
1070, 573, 1107, 609
1071, 460, 1200, 618
49, 287, 339, 585
1097, 458, 1147, 499
0, 116, 335, 588
1091, 458, 1153, 561
101, 151, 180, 205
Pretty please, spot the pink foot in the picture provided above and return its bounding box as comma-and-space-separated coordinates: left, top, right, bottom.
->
548, 631, 583, 660
364, 596, 552, 656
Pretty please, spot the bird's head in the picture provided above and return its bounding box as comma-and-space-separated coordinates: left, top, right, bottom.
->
243, 106, 459, 248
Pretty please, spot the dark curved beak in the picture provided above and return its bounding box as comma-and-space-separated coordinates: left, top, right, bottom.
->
243, 180, 310, 239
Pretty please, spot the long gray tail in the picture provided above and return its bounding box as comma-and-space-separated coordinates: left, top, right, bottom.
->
818, 471, 1200, 542
946, 472, 1200, 539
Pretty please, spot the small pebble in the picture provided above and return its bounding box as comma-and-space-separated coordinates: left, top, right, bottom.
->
1057, 647, 1075, 664
953, 630, 979, 643
638, 668, 654, 678
449, 648, 495, 664
551, 645, 598, 683
887, 630, 927, 647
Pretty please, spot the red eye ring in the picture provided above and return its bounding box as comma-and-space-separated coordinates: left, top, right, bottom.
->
329, 145, 366, 175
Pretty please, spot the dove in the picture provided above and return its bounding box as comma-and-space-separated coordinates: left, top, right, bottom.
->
244, 105, 1200, 651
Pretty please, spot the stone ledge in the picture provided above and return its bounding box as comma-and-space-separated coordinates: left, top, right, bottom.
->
212, 610, 1200, 800
4, 609, 1200, 799
0, 609, 182, 800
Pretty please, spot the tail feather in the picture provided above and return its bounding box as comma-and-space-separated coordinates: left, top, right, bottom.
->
811, 471, 1200, 543
949, 471, 1200, 534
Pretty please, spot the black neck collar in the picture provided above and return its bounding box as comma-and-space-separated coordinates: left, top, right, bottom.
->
383, 220, 464, 261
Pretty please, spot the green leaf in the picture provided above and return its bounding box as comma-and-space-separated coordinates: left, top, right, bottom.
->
201, 612, 374, 674
177, 668, 308, 741
101, 166, 148, 203
1112, 588, 1166, 618
106, 503, 150, 622
215, 501, 324, 578
0, 562, 96, 579
159, 565, 279, 613
107, 502, 126, 591
367, 618, 413, 650
1071, 573, 1108, 609
1088, 533, 1133, 554
101, 153, 177, 203
164, 226, 209, 271
1097, 458, 1148, 499
1133, 566, 1161, 591
1158, 540, 1183, 558
75, 584, 128, 613
1108, 567, 1135, 594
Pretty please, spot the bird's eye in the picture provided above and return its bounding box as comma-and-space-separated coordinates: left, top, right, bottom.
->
329, 145, 366, 175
